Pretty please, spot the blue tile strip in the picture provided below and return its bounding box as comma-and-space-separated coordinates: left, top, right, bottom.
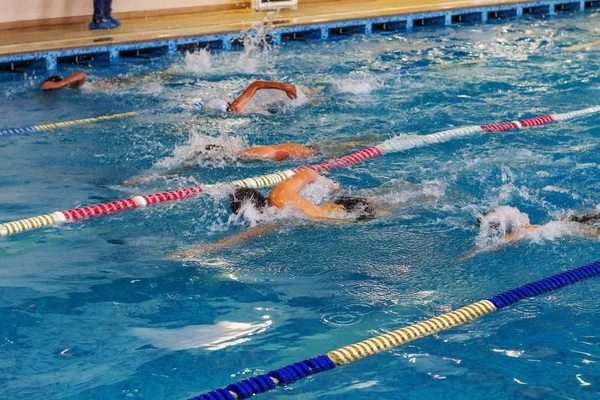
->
0, 0, 598, 71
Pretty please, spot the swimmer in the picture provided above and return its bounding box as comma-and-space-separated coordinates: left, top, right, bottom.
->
460, 206, 600, 260
227, 80, 297, 114
41, 72, 87, 90
40, 68, 176, 91
123, 137, 378, 186
203, 80, 300, 114
167, 169, 377, 259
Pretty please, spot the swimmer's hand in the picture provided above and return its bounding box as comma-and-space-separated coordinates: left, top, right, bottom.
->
123, 176, 150, 186
284, 84, 297, 100
166, 223, 286, 259
458, 249, 480, 261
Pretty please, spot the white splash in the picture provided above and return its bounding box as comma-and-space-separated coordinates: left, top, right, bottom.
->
184, 48, 212, 74
476, 206, 530, 247
182, 13, 275, 75
331, 74, 382, 94
157, 129, 249, 169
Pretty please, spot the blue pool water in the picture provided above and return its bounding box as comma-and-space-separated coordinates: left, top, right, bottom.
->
2, 11, 600, 399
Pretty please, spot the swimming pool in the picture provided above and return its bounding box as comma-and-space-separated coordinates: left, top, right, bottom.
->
2, 10, 600, 399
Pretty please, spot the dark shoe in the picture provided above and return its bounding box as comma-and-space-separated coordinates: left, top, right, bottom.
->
89, 19, 119, 30
108, 17, 121, 27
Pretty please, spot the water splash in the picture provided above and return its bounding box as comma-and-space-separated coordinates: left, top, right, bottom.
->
156, 128, 249, 169
182, 13, 276, 75
183, 48, 212, 74
234, 13, 276, 74
331, 73, 383, 94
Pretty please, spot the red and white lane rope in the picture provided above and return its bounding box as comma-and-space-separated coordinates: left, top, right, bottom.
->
1, 105, 599, 237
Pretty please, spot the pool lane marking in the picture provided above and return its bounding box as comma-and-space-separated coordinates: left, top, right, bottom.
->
190, 261, 600, 400
0, 103, 204, 137
2, 105, 600, 237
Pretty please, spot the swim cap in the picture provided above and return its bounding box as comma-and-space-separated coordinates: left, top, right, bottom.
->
230, 188, 269, 214
568, 211, 600, 225
477, 206, 530, 235
334, 196, 375, 220
204, 99, 229, 113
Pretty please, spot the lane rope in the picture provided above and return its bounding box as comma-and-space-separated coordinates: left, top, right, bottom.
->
190, 260, 600, 399
1, 105, 599, 237
0, 102, 204, 137
3, 38, 599, 138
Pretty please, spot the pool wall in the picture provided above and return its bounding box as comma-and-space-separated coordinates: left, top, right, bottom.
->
1, 0, 598, 71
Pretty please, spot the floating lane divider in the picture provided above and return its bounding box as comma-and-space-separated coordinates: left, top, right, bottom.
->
2, 105, 600, 237
0, 102, 204, 137
190, 260, 600, 400
393, 38, 600, 75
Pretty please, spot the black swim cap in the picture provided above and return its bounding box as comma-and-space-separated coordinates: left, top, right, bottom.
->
334, 196, 375, 221
477, 208, 518, 234
230, 188, 269, 214
205, 144, 225, 151
569, 211, 600, 225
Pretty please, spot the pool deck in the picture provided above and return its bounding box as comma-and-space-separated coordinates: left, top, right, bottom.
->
0, 0, 592, 68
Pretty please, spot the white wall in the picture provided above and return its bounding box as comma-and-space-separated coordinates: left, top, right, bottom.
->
0, 0, 236, 24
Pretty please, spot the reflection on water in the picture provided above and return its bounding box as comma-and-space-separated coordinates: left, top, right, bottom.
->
132, 320, 272, 351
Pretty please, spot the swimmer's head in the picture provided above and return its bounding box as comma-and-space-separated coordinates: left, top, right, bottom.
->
477, 206, 530, 235
334, 196, 375, 221
44, 76, 63, 83
41, 76, 64, 90
41, 71, 86, 90
204, 99, 230, 113
204, 144, 225, 152
230, 188, 269, 215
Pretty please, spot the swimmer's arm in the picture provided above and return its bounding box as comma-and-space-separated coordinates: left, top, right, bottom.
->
166, 222, 286, 259
287, 197, 351, 222
458, 237, 517, 261
237, 147, 291, 161
229, 80, 297, 113
581, 226, 600, 237
122, 164, 197, 185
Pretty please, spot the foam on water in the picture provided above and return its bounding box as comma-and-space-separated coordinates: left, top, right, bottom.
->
183, 48, 212, 74
331, 74, 383, 94
157, 128, 248, 169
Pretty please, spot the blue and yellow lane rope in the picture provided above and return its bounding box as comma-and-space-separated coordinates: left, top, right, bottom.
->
191, 260, 600, 399
0, 102, 204, 137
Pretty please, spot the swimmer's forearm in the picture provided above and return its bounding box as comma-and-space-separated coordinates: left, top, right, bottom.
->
229, 81, 296, 113
251, 80, 295, 91
167, 223, 285, 259
158, 164, 197, 177
458, 249, 479, 261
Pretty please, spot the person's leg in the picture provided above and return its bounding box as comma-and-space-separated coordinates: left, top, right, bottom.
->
104, 0, 121, 26
92, 0, 104, 23
90, 0, 120, 30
